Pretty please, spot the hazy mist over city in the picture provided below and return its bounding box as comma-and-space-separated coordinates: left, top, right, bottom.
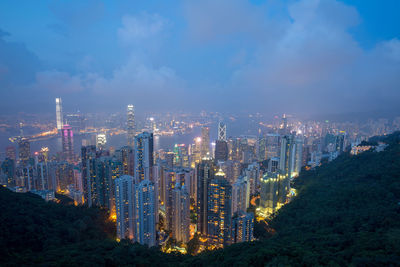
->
1, 0, 399, 116
1, 1, 400, 265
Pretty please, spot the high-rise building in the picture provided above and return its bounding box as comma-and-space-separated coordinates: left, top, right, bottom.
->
232, 212, 254, 243
55, 97, 64, 131
259, 172, 281, 218
171, 183, 190, 243
115, 175, 136, 240
214, 140, 228, 163
81, 145, 97, 206
61, 125, 74, 163
96, 133, 107, 150
201, 127, 210, 158
218, 122, 226, 141
207, 169, 232, 247
6, 146, 16, 161
116, 146, 134, 176
18, 139, 30, 166
134, 179, 156, 247
173, 144, 189, 168
232, 176, 249, 215
196, 160, 215, 236
134, 132, 154, 181
127, 105, 135, 147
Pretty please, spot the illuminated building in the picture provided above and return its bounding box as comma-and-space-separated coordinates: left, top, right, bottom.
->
134, 132, 154, 181
134, 179, 156, 247
257, 135, 267, 162
18, 139, 30, 166
173, 144, 190, 168
96, 133, 107, 150
266, 134, 280, 159
218, 122, 226, 141
232, 212, 254, 243
259, 172, 280, 218
171, 183, 190, 243
232, 176, 249, 215
200, 127, 210, 158
1, 158, 15, 186
115, 175, 136, 240
190, 137, 202, 166
36, 162, 48, 190
207, 169, 232, 247
81, 145, 97, 206
127, 104, 135, 147
55, 97, 64, 131
196, 160, 216, 236
115, 146, 134, 176
61, 125, 74, 163
55, 162, 74, 193
244, 162, 262, 195
335, 131, 346, 153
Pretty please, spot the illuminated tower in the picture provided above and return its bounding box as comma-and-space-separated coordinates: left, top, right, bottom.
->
201, 127, 210, 158
96, 133, 107, 150
134, 132, 154, 181
232, 212, 254, 243
61, 124, 74, 162
207, 169, 232, 247
218, 122, 226, 141
127, 104, 135, 147
55, 98, 63, 131
18, 139, 30, 166
196, 159, 215, 236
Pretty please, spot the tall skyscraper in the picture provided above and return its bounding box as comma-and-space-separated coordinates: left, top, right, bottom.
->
173, 144, 189, 168
207, 169, 232, 247
61, 124, 74, 162
127, 104, 135, 147
196, 159, 215, 236
81, 145, 97, 206
115, 175, 136, 240
96, 133, 107, 150
259, 172, 281, 217
18, 139, 30, 166
171, 183, 190, 243
55, 97, 63, 131
218, 122, 226, 141
201, 127, 210, 158
134, 179, 156, 247
134, 132, 154, 181
215, 140, 228, 163
232, 176, 249, 215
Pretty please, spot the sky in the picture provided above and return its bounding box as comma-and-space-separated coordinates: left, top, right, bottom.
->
0, 0, 399, 116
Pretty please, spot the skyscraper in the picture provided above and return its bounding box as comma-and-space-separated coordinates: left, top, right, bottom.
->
134, 179, 156, 247
18, 139, 30, 166
96, 133, 107, 150
134, 132, 154, 181
196, 159, 215, 236
207, 169, 232, 247
5, 146, 16, 161
115, 175, 136, 240
259, 172, 280, 217
81, 145, 97, 206
55, 97, 63, 131
232, 176, 249, 215
61, 124, 74, 162
215, 140, 228, 163
201, 127, 210, 158
171, 183, 190, 243
127, 104, 135, 147
218, 122, 226, 141
232, 212, 254, 243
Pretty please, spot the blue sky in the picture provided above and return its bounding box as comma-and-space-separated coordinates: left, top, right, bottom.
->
0, 0, 399, 115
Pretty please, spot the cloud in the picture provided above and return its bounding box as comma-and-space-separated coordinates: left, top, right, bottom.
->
118, 13, 168, 45
35, 70, 86, 93
225, 0, 400, 114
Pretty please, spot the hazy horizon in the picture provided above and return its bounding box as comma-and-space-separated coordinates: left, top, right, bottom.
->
1, 0, 400, 116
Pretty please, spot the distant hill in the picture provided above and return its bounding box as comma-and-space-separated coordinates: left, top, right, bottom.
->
1, 132, 400, 266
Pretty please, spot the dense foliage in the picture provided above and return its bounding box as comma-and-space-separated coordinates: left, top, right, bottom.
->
1, 132, 400, 266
